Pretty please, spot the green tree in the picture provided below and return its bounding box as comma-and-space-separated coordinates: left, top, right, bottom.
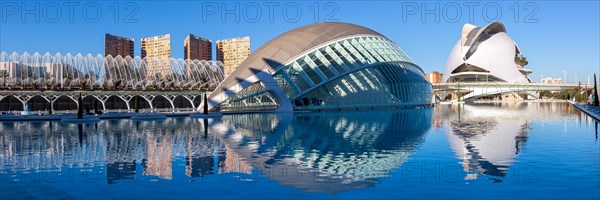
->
113, 79, 122, 89
79, 80, 87, 90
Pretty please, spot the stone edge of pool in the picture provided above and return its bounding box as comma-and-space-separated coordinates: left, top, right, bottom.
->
569, 100, 600, 121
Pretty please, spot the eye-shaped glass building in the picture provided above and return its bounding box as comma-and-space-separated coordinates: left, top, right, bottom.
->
205, 22, 432, 112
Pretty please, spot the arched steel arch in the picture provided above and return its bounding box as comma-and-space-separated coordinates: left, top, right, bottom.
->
53, 95, 78, 105
82, 94, 106, 110
151, 95, 174, 109
0, 52, 225, 91
104, 95, 130, 110
432, 83, 594, 101
0, 95, 25, 105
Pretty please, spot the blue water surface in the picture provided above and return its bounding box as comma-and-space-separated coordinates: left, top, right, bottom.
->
0, 102, 598, 199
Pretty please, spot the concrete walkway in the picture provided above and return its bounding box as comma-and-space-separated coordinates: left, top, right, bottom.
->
569, 101, 600, 121
0, 111, 199, 121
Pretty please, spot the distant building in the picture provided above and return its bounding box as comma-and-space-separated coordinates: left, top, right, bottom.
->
141, 34, 171, 59
216, 36, 250, 77
541, 77, 564, 84
425, 71, 443, 83
104, 33, 134, 57
141, 34, 172, 78
184, 34, 212, 61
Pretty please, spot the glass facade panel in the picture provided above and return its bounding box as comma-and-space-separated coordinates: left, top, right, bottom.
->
332, 43, 357, 69
282, 62, 313, 92
310, 52, 336, 78
322, 46, 348, 73
297, 59, 322, 85
247, 35, 433, 111
272, 71, 298, 98
293, 62, 431, 110
341, 40, 365, 67
221, 81, 280, 111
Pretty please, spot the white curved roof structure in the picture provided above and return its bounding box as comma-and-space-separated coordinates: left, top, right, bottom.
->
444, 22, 532, 83
204, 22, 432, 112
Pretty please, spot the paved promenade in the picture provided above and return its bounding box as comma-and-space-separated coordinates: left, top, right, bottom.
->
569, 101, 600, 121
0, 111, 196, 121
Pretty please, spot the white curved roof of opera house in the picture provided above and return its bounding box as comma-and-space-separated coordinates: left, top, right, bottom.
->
444, 22, 532, 83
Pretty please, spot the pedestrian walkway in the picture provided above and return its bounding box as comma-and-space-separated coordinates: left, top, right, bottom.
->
569, 101, 600, 121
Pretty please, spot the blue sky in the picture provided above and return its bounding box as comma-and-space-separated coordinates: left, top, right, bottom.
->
1, 0, 599, 83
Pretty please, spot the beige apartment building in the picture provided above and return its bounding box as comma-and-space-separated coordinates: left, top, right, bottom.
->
425, 71, 444, 84
184, 34, 212, 61
216, 36, 250, 77
141, 34, 172, 78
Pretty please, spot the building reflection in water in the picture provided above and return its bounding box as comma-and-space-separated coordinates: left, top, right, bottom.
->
0, 108, 433, 193
1, 102, 592, 193
0, 108, 444, 192
437, 102, 586, 183
219, 146, 253, 174
107, 161, 136, 184
143, 131, 174, 180
0, 117, 273, 183
185, 119, 225, 178
216, 108, 433, 193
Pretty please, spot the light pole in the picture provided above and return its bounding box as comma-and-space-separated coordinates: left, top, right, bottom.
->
589, 75, 591, 85
563, 71, 567, 84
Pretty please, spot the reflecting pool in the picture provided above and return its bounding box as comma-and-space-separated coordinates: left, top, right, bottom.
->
1, 102, 598, 199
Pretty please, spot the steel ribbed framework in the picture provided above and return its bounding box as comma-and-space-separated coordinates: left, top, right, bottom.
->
0, 52, 224, 90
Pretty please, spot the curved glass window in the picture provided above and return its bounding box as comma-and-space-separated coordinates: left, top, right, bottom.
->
220, 81, 280, 111
272, 36, 420, 99
269, 35, 431, 110
293, 62, 432, 109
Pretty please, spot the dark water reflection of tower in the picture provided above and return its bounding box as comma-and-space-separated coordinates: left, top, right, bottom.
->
186, 118, 225, 178
106, 121, 141, 184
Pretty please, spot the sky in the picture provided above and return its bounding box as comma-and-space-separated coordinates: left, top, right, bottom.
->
1, 0, 599, 83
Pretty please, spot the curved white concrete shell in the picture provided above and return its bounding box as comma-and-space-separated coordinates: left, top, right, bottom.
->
205, 22, 432, 112
444, 22, 532, 83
